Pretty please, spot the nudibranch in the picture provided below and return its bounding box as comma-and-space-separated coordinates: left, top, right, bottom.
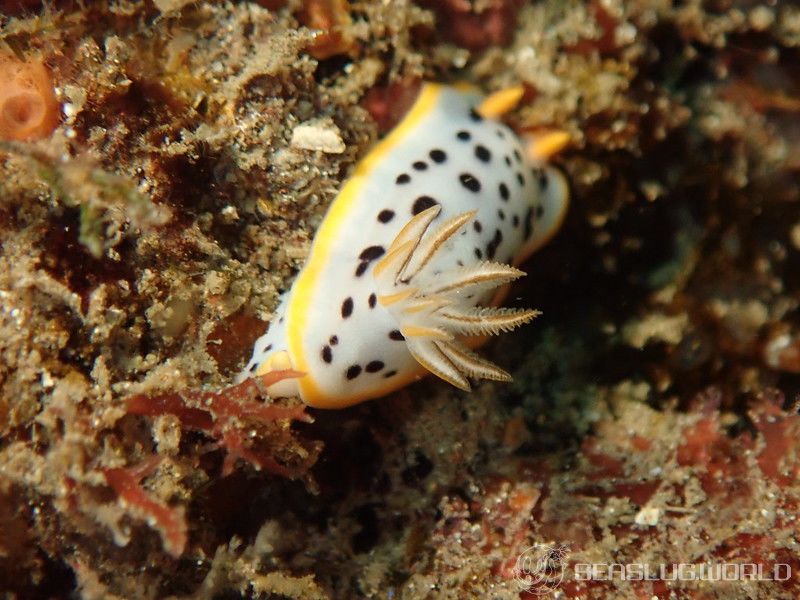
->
239, 82, 569, 408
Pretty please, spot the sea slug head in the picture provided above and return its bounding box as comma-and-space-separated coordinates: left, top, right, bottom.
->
238, 310, 304, 400
252, 349, 303, 399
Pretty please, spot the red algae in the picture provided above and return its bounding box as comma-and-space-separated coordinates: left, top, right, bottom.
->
750, 390, 799, 487
126, 371, 314, 477
0, 52, 59, 141
103, 457, 188, 558
362, 78, 422, 134
205, 311, 267, 375
428, 0, 524, 51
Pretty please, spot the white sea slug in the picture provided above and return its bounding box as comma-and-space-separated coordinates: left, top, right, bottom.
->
239, 82, 570, 408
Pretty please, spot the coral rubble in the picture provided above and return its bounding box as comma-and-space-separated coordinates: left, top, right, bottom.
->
1, 1, 800, 598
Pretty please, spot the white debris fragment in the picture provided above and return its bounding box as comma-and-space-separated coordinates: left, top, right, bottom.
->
634, 506, 662, 527
291, 119, 346, 154
622, 312, 688, 348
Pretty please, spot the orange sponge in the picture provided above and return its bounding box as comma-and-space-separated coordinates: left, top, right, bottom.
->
0, 53, 59, 141
299, 0, 356, 59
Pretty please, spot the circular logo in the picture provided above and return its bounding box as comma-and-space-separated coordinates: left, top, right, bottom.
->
512, 543, 569, 595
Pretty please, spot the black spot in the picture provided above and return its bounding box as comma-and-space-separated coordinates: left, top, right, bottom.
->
499, 182, 509, 201
356, 246, 386, 277
263, 343, 273, 353
322, 346, 333, 363
524, 207, 534, 240
384, 370, 398, 378
368, 293, 377, 308
536, 204, 544, 218
366, 360, 384, 373
330, 335, 338, 345
512, 214, 520, 227
498, 209, 505, 220
278, 316, 284, 323
516, 172, 525, 186
346, 365, 362, 379
469, 107, 483, 121
412, 161, 427, 171
456, 259, 464, 267
396, 173, 410, 184
456, 130, 471, 141
513, 148, 522, 162
341, 297, 354, 318
249, 363, 257, 372
504, 155, 512, 167
459, 173, 481, 193
473, 220, 482, 233
533, 167, 548, 189
496, 129, 506, 139
429, 149, 447, 163
412, 196, 438, 215
474, 145, 491, 162
486, 229, 503, 260
355, 262, 369, 277
389, 330, 404, 341
378, 209, 395, 223
474, 247, 483, 259
359, 245, 385, 261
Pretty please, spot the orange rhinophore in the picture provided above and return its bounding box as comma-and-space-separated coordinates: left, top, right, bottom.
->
0, 52, 60, 141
